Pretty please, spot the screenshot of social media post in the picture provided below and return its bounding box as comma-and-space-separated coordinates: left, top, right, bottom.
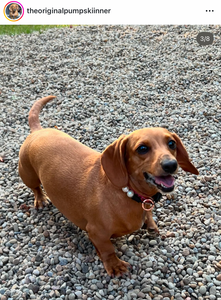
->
0, 1, 221, 300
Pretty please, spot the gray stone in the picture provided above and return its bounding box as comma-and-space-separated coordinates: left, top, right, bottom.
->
187, 268, 193, 275
28, 284, 39, 293
209, 285, 216, 295
149, 240, 158, 246
199, 286, 207, 295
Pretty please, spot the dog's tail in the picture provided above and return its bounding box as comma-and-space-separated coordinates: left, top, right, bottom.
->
28, 96, 56, 133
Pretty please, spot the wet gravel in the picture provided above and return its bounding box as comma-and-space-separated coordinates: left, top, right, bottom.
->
0, 25, 221, 300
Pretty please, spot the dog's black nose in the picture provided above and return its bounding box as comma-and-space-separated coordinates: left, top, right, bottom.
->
161, 159, 177, 174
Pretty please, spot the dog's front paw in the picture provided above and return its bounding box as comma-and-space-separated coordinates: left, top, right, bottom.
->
34, 194, 50, 209
142, 222, 159, 236
104, 256, 131, 277
147, 226, 159, 237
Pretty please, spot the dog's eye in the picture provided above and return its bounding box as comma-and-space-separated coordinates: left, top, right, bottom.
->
137, 145, 150, 155
168, 140, 176, 150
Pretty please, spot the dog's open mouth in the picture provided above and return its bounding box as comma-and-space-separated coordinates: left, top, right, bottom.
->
144, 172, 175, 193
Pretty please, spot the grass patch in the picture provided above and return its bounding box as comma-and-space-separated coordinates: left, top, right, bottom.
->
0, 25, 68, 35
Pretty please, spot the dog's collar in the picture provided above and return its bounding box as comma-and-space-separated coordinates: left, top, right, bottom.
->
132, 191, 162, 204
122, 186, 162, 211
122, 186, 162, 203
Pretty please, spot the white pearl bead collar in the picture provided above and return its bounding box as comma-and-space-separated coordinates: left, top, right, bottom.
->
122, 186, 134, 198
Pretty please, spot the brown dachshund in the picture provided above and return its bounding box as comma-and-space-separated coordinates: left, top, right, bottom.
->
19, 96, 199, 276
9, 3, 19, 19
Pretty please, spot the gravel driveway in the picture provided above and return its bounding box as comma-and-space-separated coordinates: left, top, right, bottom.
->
0, 25, 221, 300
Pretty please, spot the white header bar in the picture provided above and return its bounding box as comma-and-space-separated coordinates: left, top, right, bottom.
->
1, 0, 221, 25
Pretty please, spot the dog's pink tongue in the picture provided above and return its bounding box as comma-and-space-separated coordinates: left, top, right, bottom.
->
154, 175, 175, 187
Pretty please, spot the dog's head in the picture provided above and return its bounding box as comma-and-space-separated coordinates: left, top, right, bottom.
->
101, 128, 199, 197
9, 4, 19, 12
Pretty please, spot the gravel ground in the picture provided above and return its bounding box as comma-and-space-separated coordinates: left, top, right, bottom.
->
0, 25, 221, 300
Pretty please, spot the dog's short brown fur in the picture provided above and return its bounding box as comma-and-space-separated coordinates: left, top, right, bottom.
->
19, 96, 199, 276
9, 4, 19, 19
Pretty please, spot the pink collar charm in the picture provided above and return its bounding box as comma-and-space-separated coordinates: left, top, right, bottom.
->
141, 198, 155, 211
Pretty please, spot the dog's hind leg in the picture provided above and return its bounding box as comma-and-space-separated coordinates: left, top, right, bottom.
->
18, 160, 49, 209
31, 186, 49, 209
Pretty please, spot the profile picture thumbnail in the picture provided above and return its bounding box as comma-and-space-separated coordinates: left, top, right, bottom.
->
4, 1, 24, 22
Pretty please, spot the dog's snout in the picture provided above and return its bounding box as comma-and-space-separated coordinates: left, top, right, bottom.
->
161, 159, 177, 174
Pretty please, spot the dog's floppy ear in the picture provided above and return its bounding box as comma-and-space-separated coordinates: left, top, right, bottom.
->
101, 135, 128, 187
172, 133, 199, 175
